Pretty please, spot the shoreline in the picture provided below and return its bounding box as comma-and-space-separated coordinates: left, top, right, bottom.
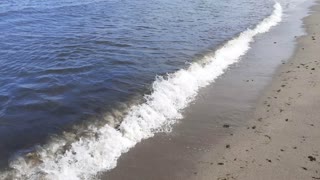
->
0, 1, 290, 179
0, 0, 317, 179
192, 1, 320, 179
100, 1, 318, 180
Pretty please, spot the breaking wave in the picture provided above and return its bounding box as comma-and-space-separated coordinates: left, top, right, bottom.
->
0, 2, 282, 180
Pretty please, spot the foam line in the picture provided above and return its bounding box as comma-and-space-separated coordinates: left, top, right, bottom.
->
0, 2, 282, 180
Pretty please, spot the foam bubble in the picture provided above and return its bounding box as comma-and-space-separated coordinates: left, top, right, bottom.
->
0, 3, 282, 180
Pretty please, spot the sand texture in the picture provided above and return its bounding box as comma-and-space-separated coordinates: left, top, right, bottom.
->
191, 2, 320, 180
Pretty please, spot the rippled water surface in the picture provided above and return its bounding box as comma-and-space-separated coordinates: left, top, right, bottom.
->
0, 0, 273, 168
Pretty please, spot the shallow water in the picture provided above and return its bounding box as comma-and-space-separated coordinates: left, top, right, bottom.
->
0, 0, 274, 169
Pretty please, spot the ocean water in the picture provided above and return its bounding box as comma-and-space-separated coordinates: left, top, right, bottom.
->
0, 0, 288, 179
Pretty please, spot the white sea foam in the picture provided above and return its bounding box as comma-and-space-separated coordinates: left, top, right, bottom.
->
0, 2, 282, 180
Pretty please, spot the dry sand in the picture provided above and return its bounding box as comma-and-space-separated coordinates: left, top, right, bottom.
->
191, 1, 320, 180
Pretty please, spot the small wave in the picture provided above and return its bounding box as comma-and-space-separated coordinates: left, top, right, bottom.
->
0, 0, 108, 15
0, 2, 282, 180
43, 65, 93, 75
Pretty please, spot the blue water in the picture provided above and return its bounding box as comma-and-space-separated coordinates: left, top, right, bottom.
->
0, 0, 273, 168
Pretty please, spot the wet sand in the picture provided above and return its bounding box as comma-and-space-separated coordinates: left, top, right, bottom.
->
192, 1, 320, 180
101, 1, 318, 180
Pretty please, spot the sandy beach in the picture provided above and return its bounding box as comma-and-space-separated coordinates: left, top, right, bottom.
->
191, 1, 320, 180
